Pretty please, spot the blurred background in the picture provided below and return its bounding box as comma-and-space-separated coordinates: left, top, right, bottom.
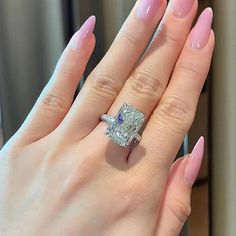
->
0, 0, 235, 235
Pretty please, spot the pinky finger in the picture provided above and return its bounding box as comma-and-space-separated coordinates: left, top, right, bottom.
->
155, 137, 205, 236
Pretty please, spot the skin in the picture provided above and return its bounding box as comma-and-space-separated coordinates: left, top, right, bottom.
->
0, 0, 214, 235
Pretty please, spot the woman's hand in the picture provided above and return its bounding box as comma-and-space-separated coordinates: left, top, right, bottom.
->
0, 0, 214, 235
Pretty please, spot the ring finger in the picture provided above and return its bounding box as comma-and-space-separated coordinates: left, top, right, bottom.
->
93, 0, 197, 153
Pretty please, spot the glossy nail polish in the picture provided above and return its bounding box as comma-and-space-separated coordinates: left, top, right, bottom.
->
191, 8, 213, 49
70, 15, 96, 51
171, 0, 195, 18
136, 0, 162, 22
184, 137, 205, 186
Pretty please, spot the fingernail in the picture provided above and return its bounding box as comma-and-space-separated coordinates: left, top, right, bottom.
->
171, 0, 195, 18
190, 8, 213, 49
136, 0, 162, 22
69, 15, 96, 51
184, 137, 205, 186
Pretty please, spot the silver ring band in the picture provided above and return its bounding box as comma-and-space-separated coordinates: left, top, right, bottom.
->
100, 114, 115, 125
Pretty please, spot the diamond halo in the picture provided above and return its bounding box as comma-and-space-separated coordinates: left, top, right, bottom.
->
101, 103, 145, 147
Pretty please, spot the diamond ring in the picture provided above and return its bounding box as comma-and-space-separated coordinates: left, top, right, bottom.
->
100, 103, 145, 147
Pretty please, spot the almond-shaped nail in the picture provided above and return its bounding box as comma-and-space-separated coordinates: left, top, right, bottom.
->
171, 0, 195, 18
191, 8, 213, 49
136, 0, 162, 22
184, 137, 205, 186
70, 15, 96, 51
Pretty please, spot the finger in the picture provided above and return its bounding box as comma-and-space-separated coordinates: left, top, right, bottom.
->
59, 0, 167, 140
108, 0, 198, 118
155, 137, 204, 236
131, 8, 214, 169
13, 16, 96, 146
91, 0, 198, 154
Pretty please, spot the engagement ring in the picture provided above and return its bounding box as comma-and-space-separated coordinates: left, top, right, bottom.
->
100, 103, 145, 147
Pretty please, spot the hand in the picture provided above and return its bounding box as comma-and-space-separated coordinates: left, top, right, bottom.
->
0, 0, 214, 235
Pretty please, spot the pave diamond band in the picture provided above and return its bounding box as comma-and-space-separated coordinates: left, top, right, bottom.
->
100, 114, 115, 125
100, 103, 145, 147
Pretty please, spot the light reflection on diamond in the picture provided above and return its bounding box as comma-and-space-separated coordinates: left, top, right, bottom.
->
105, 103, 145, 147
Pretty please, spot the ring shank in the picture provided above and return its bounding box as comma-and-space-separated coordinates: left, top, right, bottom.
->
100, 114, 115, 125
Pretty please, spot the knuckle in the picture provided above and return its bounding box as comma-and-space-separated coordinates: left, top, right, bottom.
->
158, 25, 183, 47
58, 60, 77, 77
168, 197, 191, 223
157, 97, 194, 131
57, 49, 83, 77
89, 73, 120, 99
129, 70, 164, 97
59, 60, 82, 78
177, 62, 205, 80
118, 29, 140, 51
40, 90, 68, 114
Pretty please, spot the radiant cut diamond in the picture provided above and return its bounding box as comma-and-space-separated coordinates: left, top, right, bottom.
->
105, 103, 145, 147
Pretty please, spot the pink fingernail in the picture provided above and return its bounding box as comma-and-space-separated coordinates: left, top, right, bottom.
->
190, 8, 213, 49
136, 0, 162, 22
70, 15, 96, 51
184, 137, 205, 186
171, 0, 195, 18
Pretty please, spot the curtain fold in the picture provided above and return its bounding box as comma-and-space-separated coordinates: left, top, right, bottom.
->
0, 0, 65, 141
211, 0, 236, 235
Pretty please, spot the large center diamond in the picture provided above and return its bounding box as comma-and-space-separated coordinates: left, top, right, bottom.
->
105, 103, 145, 147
